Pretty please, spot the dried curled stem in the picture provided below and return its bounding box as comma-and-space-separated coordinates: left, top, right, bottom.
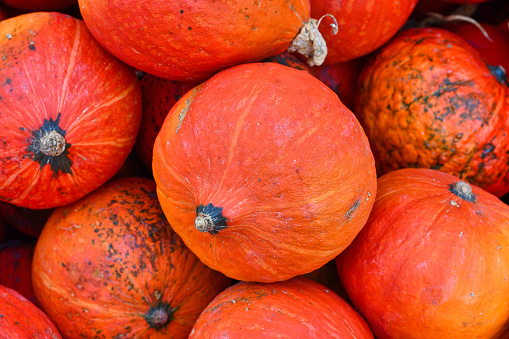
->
425, 12, 493, 42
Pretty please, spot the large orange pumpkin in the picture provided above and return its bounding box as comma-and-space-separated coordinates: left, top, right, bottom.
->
355, 27, 509, 197
31, 177, 231, 338
190, 277, 374, 338
309, 0, 419, 64
0, 12, 141, 209
78, 0, 311, 81
336, 168, 509, 338
0, 284, 62, 338
153, 62, 377, 283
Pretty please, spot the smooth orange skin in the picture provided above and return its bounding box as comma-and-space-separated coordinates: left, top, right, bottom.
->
310, 0, 418, 64
0, 241, 37, 305
78, 0, 310, 81
0, 12, 142, 209
0, 285, 62, 339
135, 74, 200, 170
32, 177, 231, 338
355, 27, 509, 197
190, 277, 374, 338
153, 63, 377, 283
337, 168, 509, 338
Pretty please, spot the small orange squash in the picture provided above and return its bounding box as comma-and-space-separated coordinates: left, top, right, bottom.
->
153, 62, 377, 282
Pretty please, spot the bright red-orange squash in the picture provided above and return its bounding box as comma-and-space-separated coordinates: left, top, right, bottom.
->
0, 12, 141, 209
355, 27, 509, 197
153, 62, 377, 283
337, 168, 509, 338
190, 277, 374, 338
0, 241, 37, 305
0, 285, 62, 338
78, 0, 310, 81
309, 0, 418, 64
31, 177, 231, 339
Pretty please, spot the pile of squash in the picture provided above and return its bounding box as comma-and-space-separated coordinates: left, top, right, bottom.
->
0, 0, 509, 337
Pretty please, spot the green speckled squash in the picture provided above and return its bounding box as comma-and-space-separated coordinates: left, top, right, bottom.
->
31, 177, 231, 338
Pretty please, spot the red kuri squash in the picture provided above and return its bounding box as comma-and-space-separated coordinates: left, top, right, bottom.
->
337, 168, 509, 338
78, 0, 313, 81
190, 277, 374, 338
153, 62, 377, 282
31, 177, 231, 338
0, 12, 142, 209
355, 27, 509, 196
0, 284, 61, 339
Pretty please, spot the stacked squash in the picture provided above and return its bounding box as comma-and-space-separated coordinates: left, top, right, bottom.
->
0, 0, 509, 338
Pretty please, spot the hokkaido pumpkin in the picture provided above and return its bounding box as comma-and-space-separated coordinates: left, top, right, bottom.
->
0, 241, 37, 304
309, 0, 419, 64
0, 284, 62, 338
190, 277, 374, 338
355, 27, 509, 197
31, 177, 231, 338
78, 0, 312, 80
153, 62, 377, 283
336, 168, 509, 338
0, 12, 142, 209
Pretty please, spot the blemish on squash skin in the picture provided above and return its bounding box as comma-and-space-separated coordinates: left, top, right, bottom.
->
176, 85, 202, 134
344, 200, 361, 221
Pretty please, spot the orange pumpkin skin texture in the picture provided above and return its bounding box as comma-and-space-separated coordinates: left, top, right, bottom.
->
0, 285, 62, 339
135, 74, 200, 170
0, 241, 37, 305
0, 12, 142, 209
189, 277, 374, 338
355, 27, 509, 197
78, 0, 310, 81
31, 177, 232, 338
153, 62, 377, 283
309, 0, 418, 64
336, 168, 509, 338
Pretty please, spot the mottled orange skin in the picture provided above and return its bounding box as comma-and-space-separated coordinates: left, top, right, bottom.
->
337, 168, 509, 338
78, 0, 310, 81
310, 56, 368, 111
356, 27, 509, 197
153, 63, 377, 283
0, 12, 142, 209
190, 277, 374, 338
0, 285, 62, 339
31, 177, 232, 338
310, 0, 418, 64
135, 74, 200, 170
0, 0, 76, 11
0, 241, 37, 305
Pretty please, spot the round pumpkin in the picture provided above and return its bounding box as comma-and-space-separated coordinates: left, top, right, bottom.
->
0, 284, 62, 338
78, 0, 311, 81
336, 168, 509, 338
32, 177, 231, 338
309, 0, 419, 64
0, 240, 37, 305
355, 27, 509, 197
190, 277, 374, 338
0, 0, 76, 11
0, 12, 142, 209
153, 62, 377, 283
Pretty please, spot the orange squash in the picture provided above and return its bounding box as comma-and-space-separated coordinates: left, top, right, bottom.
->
0, 285, 62, 338
78, 0, 311, 81
32, 177, 231, 338
0, 12, 141, 209
190, 277, 374, 338
337, 168, 509, 338
355, 27, 509, 197
153, 62, 377, 282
